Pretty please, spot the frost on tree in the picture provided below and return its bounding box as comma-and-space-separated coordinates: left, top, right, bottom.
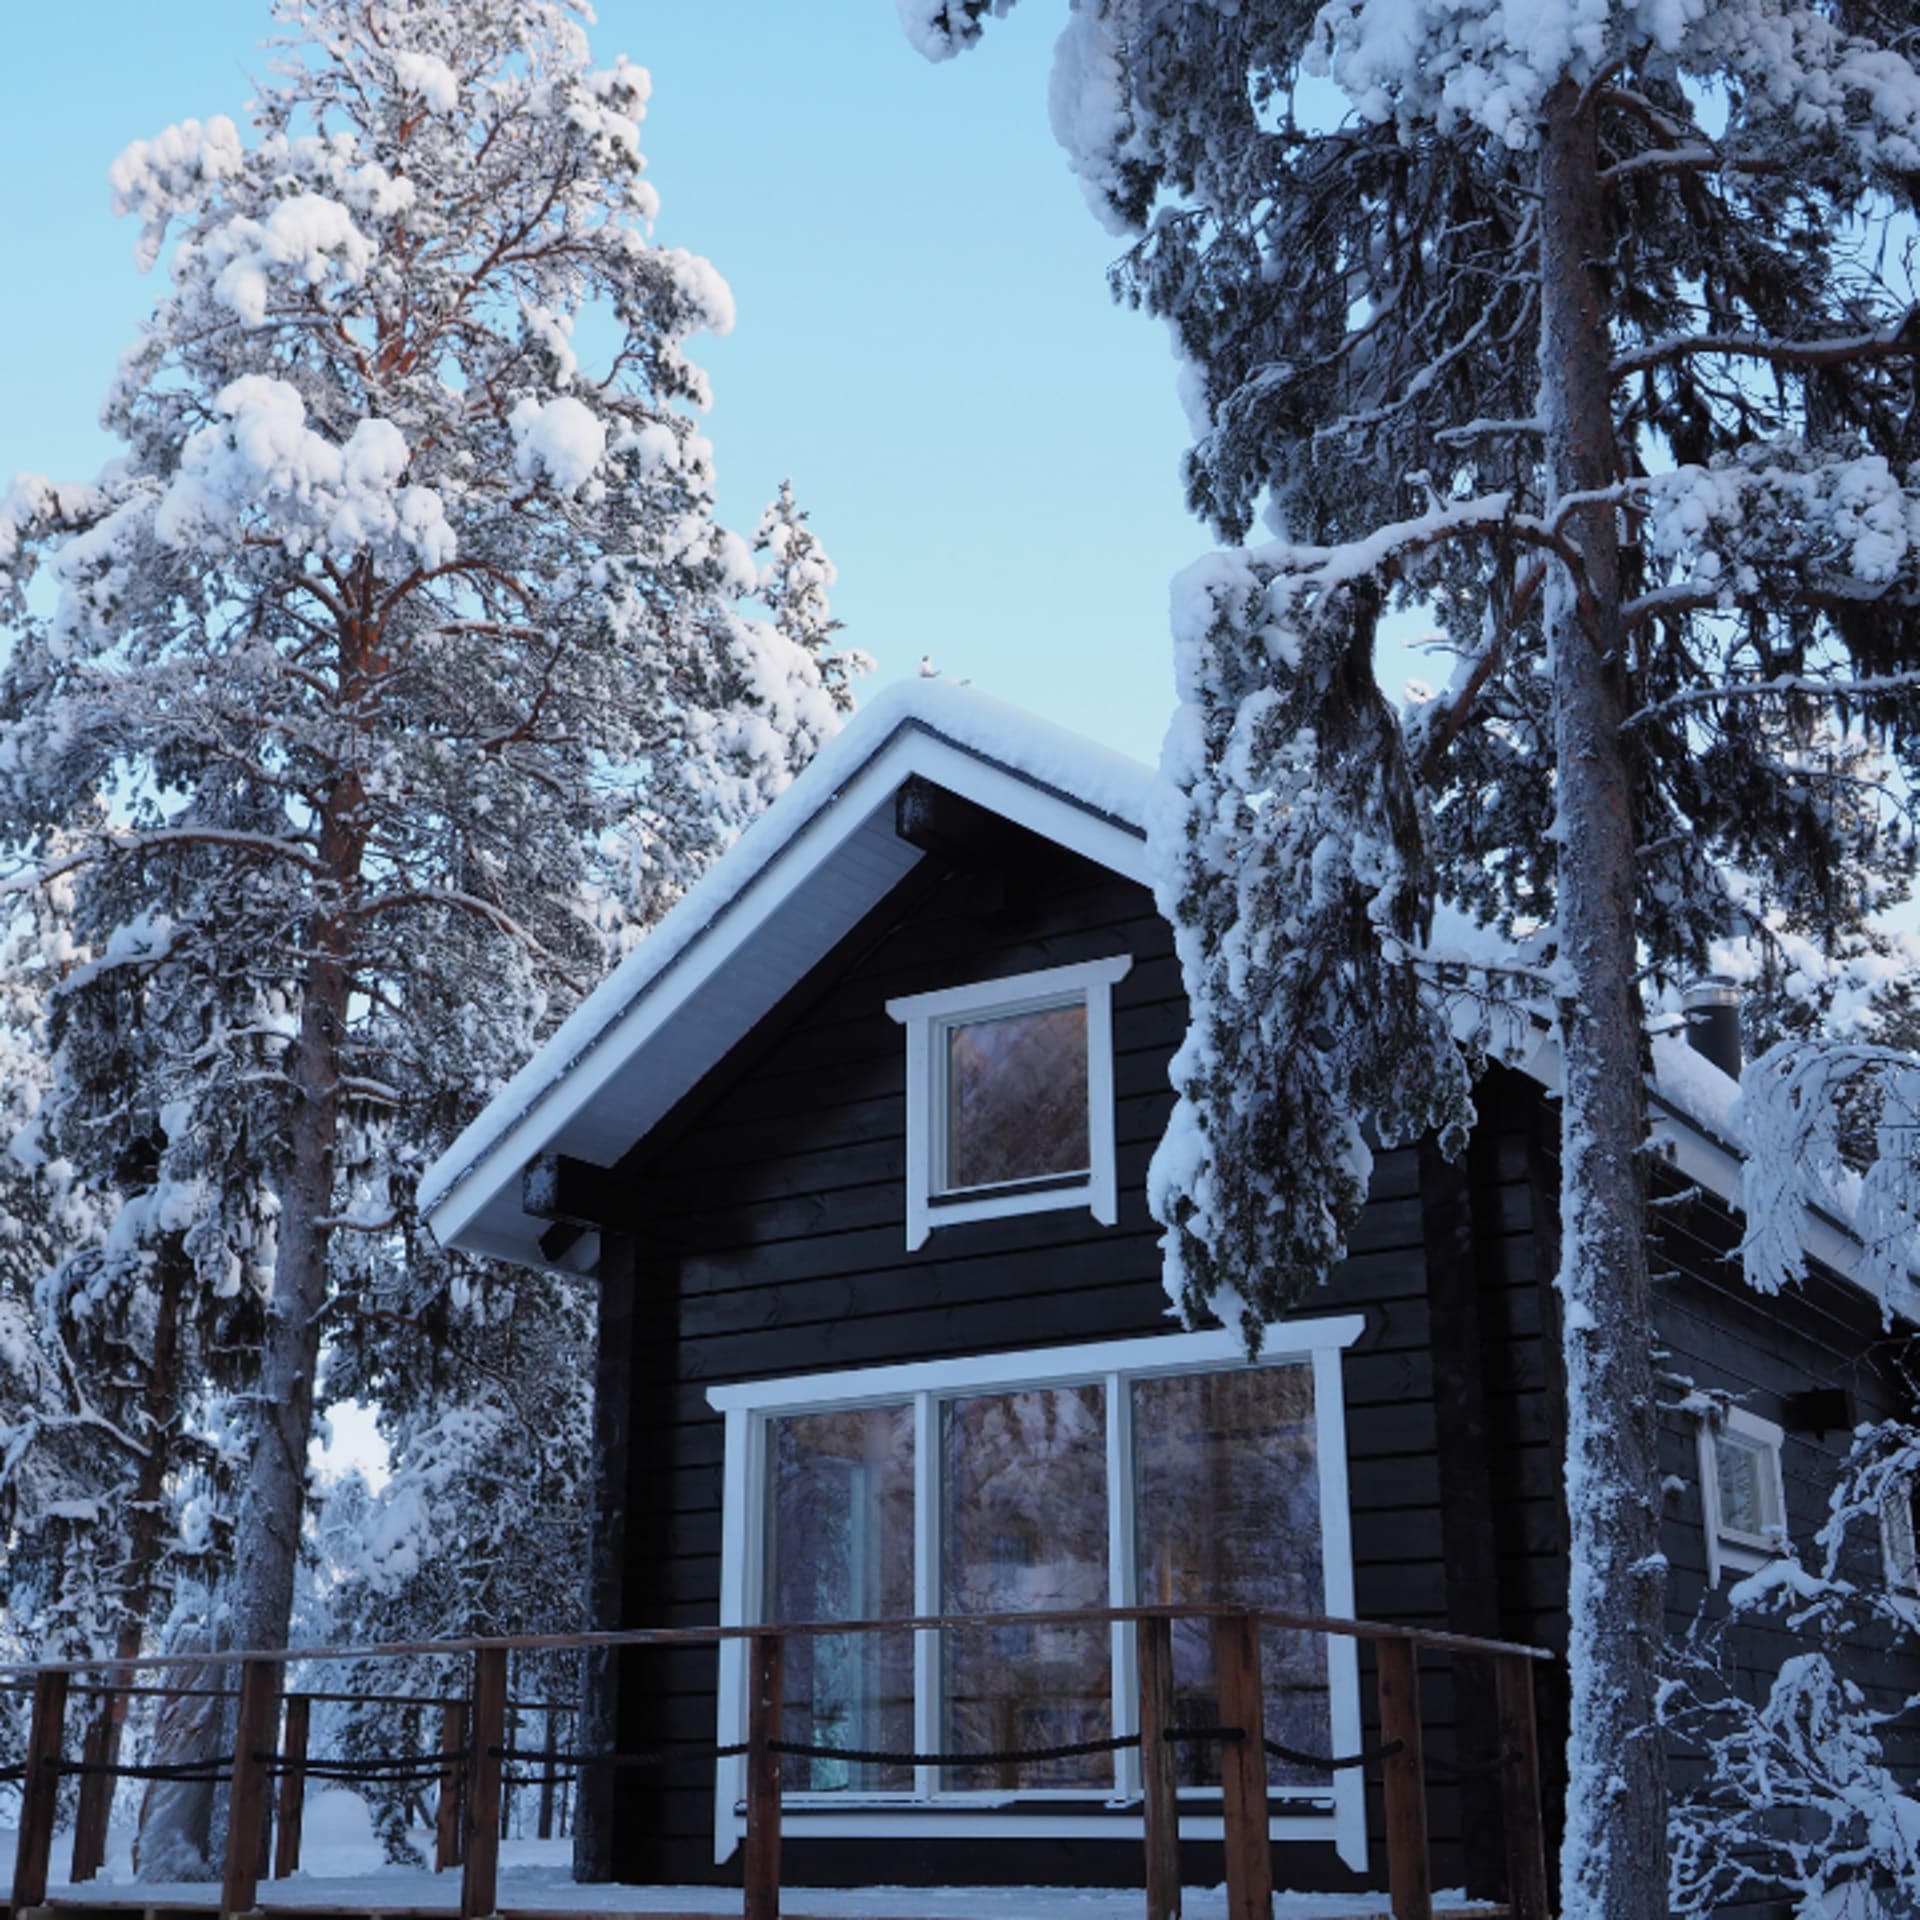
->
0, 0, 847, 1863
908, 4, 1920, 1918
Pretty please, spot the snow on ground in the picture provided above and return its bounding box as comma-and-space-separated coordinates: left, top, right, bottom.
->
0, 1793, 1481, 1918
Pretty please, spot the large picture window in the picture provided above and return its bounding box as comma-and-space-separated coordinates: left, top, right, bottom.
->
711, 1316, 1365, 1866
887, 956, 1131, 1249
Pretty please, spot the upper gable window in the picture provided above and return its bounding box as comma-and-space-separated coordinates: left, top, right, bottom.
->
887, 956, 1131, 1250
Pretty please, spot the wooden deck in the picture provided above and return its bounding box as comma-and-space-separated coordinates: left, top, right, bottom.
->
2, 1898, 1515, 1920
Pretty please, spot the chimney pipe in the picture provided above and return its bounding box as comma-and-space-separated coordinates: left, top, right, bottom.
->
1682, 981, 1742, 1079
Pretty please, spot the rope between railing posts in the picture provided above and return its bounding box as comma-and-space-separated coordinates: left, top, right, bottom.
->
489, 1745, 660, 1769
54, 1758, 232, 1783
264, 1759, 458, 1785
254, 1750, 463, 1778
481, 1725, 1416, 1779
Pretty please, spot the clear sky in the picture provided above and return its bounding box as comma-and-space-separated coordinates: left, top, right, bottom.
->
0, 1, 1219, 768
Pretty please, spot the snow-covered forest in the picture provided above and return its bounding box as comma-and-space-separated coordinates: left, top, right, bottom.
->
5, 0, 1920, 1916
0, 0, 855, 1880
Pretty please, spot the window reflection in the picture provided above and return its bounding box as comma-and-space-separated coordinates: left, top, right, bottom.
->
941, 1384, 1111, 1789
766, 1405, 916, 1792
942, 1001, 1089, 1192
1132, 1366, 1331, 1787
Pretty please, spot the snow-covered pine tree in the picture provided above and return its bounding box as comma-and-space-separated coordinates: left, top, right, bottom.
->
907, 5, 1920, 1916
752, 479, 870, 733
0, 0, 845, 1865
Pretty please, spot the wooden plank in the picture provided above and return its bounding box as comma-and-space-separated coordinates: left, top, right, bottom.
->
1496, 1654, 1551, 1920
435, 1703, 467, 1873
272, 1695, 310, 1880
744, 1632, 784, 1920
1213, 1611, 1271, 1920
221, 1657, 280, 1917
11, 1666, 70, 1913
1137, 1616, 1181, 1920
1420, 1133, 1506, 1903
462, 1648, 509, 1920
70, 1692, 116, 1883
1377, 1636, 1433, 1920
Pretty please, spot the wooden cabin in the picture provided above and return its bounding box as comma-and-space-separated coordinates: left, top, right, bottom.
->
420, 681, 1920, 1906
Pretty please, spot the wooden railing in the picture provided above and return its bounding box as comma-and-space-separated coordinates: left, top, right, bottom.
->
2, 1606, 1554, 1920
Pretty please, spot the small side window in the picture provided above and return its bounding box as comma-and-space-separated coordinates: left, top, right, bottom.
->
1881, 1476, 1920, 1599
887, 956, 1131, 1249
1698, 1405, 1787, 1587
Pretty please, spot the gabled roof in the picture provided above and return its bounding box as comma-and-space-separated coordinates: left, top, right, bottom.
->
419, 681, 1154, 1271
423, 678, 1917, 1324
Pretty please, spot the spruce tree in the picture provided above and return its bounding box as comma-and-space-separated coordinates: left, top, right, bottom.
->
908, 5, 1920, 1914
752, 478, 870, 731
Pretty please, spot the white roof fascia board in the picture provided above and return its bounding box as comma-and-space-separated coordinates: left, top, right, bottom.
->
424, 716, 1149, 1261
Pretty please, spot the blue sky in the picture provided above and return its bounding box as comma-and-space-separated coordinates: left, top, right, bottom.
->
0, 1, 1220, 767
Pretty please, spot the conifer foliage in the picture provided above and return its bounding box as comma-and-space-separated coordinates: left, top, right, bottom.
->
909, 4, 1920, 1915
0, 0, 844, 1802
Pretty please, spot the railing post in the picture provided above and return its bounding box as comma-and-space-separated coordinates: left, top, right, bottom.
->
272, 1693, 311, 1879
11, 1667, 70, 1913
1496, 1654, 1551, 1920
70, 1688, 117, 1883
1213, 1611, 1271, 1920
221, 1658, 280, 1917
1376, 1637, 1432, 1920
436, 1700, 468, 1872
463, 1647, 509, 1920
1137, 1616, 1181, 1920
745, 1631, 784, 1920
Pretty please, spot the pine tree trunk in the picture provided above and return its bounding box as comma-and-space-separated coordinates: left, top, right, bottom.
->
210, 599, 377, 1865
1537, 79, 1668, 1920
228, 591, 377, 1664
227, 932, 350, 1658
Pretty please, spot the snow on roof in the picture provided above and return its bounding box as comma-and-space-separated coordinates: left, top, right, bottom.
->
419, 679, 1154, 1268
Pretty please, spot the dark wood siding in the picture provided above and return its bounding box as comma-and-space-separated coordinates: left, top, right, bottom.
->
592, 812, 1917, 1901
597, 830, 1552, 1892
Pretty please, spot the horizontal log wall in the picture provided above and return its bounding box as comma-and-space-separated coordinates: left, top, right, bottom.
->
604, 834, 1559, 1892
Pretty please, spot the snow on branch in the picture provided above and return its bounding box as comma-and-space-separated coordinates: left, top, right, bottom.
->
1734, 1039, 1920, 1311
1615, 314, 1920, 380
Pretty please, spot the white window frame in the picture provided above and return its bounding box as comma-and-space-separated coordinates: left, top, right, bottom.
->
886, 956, 1132, 1251
1698, 1405, 1788, 1587
708, 1313, 1367, 1871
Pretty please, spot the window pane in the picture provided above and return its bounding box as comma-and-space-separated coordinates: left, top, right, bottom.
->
765, 1405, 915, 1792
943, 1002, 1089, 1192
941, 1384, 1111, 1790
1132, 1365, 1330, 1788
1716, 1433, 1775, 1540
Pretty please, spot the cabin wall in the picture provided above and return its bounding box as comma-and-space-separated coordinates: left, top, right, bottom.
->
595, 832, 1570, 1894
590, 820, 1916, 1901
